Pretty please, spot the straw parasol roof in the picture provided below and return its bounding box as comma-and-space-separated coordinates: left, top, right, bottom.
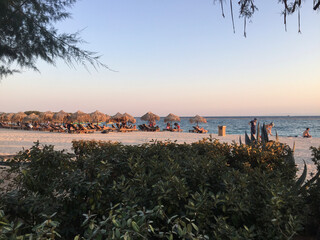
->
53, 110, 68, 123
105, 114, 111, 123
3, 113, 14, 122
23, 113, 39, 123
0, 113, 5, 121
141, 112, 160, 123
39, 111, 54, 122
70, 110, 91, 123
164, 113, 180, 123
12, 112, 27, 122
111, 112, 124, 123
90, 110, 108, 123
122, 112, 136, 124
189, 115, 207, 126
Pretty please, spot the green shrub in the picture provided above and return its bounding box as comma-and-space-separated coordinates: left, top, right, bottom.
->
0, 138, 314, 239
300, 146, 320, 237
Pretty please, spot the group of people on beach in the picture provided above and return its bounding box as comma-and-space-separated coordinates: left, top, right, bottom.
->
165, 122, 181, 130
249, 118, 274, 137
249, 118, 312, 138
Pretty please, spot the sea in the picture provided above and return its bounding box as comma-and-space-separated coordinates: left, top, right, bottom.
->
134, 116, 320, 138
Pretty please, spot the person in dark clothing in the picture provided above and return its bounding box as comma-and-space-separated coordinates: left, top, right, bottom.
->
249, 118, 257, 137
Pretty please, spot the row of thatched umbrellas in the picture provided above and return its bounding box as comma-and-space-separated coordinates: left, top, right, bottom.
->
0, 111, 207, 126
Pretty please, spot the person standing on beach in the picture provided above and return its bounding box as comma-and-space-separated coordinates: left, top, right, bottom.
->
249, 118, 257, 138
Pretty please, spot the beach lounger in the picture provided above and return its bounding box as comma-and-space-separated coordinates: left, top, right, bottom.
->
49, 124, 65, 132
94, 124, 102, 130
67, 125, 76, 134
101, 129, 111, 134
190, 126, 208, 133
78, 124, 94, 134
138, 124, 159, 132
118, 127, 138, 132
171, 128, 183, 132
86, 123, 96, 130
0, 122, 11, 129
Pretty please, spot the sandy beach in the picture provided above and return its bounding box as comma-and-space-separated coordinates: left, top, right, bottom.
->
0, 128, 319, 176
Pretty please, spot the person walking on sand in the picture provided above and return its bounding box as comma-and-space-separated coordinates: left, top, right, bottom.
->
249, 118, 257, 138
303, 128, 312, 138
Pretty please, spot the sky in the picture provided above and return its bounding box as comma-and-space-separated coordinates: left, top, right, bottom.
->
0, 0, 319, 116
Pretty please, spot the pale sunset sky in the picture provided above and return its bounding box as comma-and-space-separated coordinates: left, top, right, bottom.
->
0, 0, 319, 116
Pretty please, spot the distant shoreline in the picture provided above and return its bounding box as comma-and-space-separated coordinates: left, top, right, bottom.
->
167, 115, 320, 118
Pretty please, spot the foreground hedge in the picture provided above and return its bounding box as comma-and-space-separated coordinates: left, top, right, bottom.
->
0, 138, 319, 239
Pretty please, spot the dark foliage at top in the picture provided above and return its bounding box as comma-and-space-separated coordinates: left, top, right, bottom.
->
0, 0, 106, 78
215, 0, 320, 36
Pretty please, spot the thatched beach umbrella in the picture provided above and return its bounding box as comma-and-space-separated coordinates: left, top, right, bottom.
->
23, 113, 39, 123
105, 114, 112, 123
111, 112, 124, 123
122, 112, 136, 124
164, 113, 180, 123
70, 110, 91, 123
3, 113, 14, 122
141, 112, 160, 124
39, 111, 54, 122
189, 115, 207, 126
90, 110, 109, 123
0, 112, 5, 121
12, 112, 27, 122
53, 110, 68, 123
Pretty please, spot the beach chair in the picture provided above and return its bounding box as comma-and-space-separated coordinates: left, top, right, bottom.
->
49, 124, 63, 132
93, 125, 102, 130
58, 125, 68, 132
87, 123, 96, 130
149, 126, 160, 132
190, 126, 208, 133
138, 124, 146, 131
101, 129, 111, 134
100, 125, 108, 130
171, 128, 183, 132
78, 124, 94, 134
67, 125, 76, 134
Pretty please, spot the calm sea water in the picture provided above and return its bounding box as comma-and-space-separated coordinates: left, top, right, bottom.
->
134, 116, 320, 138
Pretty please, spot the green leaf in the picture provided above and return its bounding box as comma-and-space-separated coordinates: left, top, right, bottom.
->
89, 222, 94, 230
115, 228, 121, 238
296, 160, 307, 187
112, 219, 121, 228
149, 224, 155, 233
191, 223, 199, 232
245, 131, 251, 145
127, 218, 132, 227
132, 221, 140, 232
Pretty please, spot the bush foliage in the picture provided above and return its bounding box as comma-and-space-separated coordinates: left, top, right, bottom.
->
0, 138, 319, 239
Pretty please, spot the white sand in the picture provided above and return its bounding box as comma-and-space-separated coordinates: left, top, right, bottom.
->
0, 128, 319, 177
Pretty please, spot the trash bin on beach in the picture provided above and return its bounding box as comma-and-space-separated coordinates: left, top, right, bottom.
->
218, 125, 226, 136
